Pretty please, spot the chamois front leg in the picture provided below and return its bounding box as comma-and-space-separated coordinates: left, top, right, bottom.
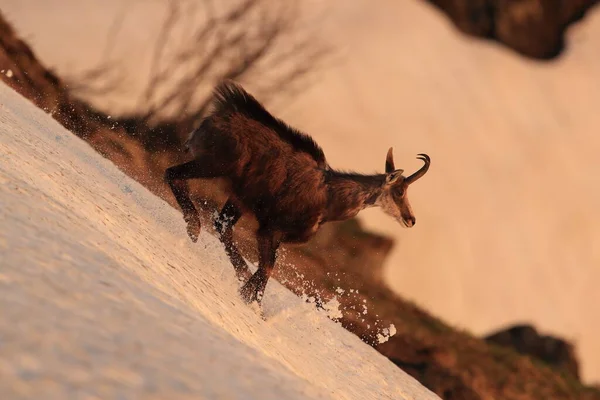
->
214, 197, 252, 281
239, 230, 280, 305
165, 159, 223, 242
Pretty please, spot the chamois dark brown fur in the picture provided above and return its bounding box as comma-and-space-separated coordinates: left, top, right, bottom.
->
165, 81, 430, 305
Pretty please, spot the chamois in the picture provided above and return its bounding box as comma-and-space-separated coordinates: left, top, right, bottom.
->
165, 81, 430, 305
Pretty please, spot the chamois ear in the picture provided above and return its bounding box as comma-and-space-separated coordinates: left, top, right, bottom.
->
386, 169, 404, 184
385, 147, 395, 173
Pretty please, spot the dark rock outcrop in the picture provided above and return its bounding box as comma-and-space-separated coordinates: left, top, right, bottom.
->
425, 0, 598, 59
485, 324, 580, 379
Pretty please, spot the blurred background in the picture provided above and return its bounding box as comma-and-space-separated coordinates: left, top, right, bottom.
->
1, 0, 599, 388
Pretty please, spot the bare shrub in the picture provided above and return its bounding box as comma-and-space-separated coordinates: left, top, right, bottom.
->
68, 0, 329, 150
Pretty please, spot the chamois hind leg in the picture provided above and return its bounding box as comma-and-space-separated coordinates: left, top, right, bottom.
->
214, 197, 252, 281
239, 230, 280, 305
165, 159, 224, 242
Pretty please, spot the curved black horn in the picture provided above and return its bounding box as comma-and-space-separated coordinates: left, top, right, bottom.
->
405, 153, 430, 185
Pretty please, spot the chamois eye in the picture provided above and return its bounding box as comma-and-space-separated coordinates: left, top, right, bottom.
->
394, 189, 404, 198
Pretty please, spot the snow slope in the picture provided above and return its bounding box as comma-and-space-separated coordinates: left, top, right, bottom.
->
0, 83, 438, 399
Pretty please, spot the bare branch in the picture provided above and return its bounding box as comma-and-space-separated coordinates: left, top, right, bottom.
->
141, 0, 181, 105
64, 4, 129, 97
68, 0, 330, 145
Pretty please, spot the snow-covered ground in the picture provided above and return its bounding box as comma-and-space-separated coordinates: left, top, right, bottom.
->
0, 83, 439, 399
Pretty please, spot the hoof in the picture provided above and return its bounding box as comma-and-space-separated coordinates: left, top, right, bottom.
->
184, 214, 201, 242
239, 284, 263, 306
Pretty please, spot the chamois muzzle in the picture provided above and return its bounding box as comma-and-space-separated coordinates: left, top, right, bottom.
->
403, 215, 416, 228
404, 153, 430, 185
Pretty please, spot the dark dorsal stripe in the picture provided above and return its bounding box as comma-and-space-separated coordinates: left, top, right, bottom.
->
211, 81, 327, 168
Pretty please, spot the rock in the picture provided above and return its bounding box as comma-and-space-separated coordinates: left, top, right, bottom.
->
485, 324, 580, 379
425, 0, 598, 59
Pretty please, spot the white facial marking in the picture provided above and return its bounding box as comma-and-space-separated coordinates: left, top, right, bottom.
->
376, 192, 402, 219
377, 188, 415, 228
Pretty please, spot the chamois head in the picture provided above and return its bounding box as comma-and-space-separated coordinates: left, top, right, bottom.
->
378, 148, 430, 228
